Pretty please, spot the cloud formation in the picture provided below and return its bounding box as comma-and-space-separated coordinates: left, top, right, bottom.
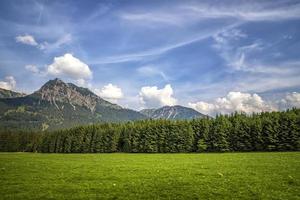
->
25, 65, 40, 74
15, 34, 38, 46
47, 53, 92, 80
0, 76, 16, 90
280, 92, 300, 109
189, 91, 300, 116
139, 84, 177, 108
189, 91, 273, 116
94, 84, 124, 103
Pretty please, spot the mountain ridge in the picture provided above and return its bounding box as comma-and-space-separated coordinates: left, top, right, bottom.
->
0, 88, 26, 98
140, 105, 208, 120
0, 78, 207, 131
0, 78, 146, 130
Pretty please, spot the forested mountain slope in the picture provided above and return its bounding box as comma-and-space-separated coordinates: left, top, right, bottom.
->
0, 78, 146, 131
0, 88, 25, 98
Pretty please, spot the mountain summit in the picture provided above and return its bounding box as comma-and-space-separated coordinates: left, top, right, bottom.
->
31, 78, 120, 112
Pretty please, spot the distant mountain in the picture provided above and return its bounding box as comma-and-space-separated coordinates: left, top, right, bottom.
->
140, 105, 208, 120
0, 88, 26, 98
0, 78, 146, 131
30, 78, 121, 111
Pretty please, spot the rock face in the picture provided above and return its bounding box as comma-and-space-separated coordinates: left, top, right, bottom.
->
0, 88, 26, 98
140, 105, 208, 120
0, 78, 147, 131
31, 78, 120, 112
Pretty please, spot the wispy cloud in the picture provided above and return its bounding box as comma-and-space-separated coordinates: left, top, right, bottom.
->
15, 33, 72, 52
213, 26, 299, 76
39, 33, 72, 52
91, 24, 238, 64
137, 65, 169, 81
90, 35, 208, 64
120, 12, 186, 27
120, 1, 300, 28
212, 28, 252, 70
182, 1, 300, 22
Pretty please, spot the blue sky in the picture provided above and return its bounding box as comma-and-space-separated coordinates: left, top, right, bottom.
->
0, 0, 300, 114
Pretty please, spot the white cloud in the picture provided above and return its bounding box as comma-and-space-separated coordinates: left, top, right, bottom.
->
47, 53, 92, 80
75, 79, 92, 88
94, 84, 124, 103
0, 76, 16, 90
139, 84, 177, 108
25, 65, 40, 74
15, 34, 38, 46
280, 92, 300, 109
189, 91, 273, 116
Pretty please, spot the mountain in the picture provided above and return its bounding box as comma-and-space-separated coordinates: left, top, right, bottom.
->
140, 105, 208, 120
30, 78, 121, 111
0, 88, 26, 98
0, 78, 146, 131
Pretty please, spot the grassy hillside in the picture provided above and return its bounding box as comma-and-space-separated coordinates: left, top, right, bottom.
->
0, 152, 299, 199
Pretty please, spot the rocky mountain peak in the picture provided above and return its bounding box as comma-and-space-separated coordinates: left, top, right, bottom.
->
31, 78, 121, 111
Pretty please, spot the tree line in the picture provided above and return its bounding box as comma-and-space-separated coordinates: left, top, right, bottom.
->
0, 108, 299, 153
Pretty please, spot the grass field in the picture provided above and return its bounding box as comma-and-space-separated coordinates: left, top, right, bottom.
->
0, 152, 299, 199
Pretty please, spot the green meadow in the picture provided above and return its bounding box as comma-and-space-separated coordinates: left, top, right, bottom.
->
0, 152, 299, 200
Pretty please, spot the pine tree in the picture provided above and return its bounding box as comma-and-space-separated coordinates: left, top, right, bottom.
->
208, 115, 231, 152
261, 112, 279, 151
197, 139, 207, 152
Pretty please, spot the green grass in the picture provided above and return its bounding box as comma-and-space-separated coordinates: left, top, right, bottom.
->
0, 152, 299, 200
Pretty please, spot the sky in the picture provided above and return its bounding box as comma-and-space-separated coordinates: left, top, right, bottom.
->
0, 0, 300, 115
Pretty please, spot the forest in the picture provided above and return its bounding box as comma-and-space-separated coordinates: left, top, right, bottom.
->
0, 108, 299, 153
